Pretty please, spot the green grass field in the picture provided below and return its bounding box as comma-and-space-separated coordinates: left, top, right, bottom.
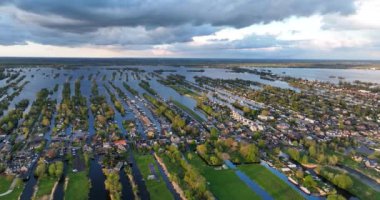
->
238, 164, 304, 200
35, 177, 57, 199
172, 100, 205, 123
135, 153, 174, 200
65, 171, 90, 200
0, 178, 24, 200
0, 175, 14, 193
170, 85, 200, 99
188, 153, 260, 200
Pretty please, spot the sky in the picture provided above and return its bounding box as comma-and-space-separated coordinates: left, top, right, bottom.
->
0, 0, 379, 59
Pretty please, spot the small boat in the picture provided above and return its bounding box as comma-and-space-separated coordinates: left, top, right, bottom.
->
300, 186, 311, 195
288, 177, 298, 185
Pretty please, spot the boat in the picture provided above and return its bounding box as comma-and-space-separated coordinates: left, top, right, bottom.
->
288, 177, 299, 185
300, 186, 311, 195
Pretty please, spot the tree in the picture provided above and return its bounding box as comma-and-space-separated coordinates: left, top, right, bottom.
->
333, 174, 353, 189
296, 169, 304, 179
55, 161, 64, 178
105, 171, 122, 200
48, 164, 56, 177
261, 109, 269, 116
338, 117, 344, 130
97, 115, 107, 125
309, 145, 317, 158
258, 139, 265, 148
84, 153, 90, 167
210, 127, 219, 140
210, 156, 220, 165
328, 155, 339, 165
243, 106, 251, 114
239, 144, 259, 162
288, 148, 300, 161
41, 117, 50, 126
22, 127, 29, 135
317, 154, 326, 164
327, 194, 346, 200
187, 153, 193, 160
303, 175, 317, 189
34, 159, 46, 178
197, 144, 207, 155
301, 155, 309, 164
48, 161, 63, 178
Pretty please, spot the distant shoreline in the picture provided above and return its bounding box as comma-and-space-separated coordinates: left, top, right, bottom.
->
0, 57, 379, 69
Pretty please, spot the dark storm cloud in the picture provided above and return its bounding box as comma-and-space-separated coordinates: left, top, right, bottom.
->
2, 0, 356, 32
0, 0, 357, 47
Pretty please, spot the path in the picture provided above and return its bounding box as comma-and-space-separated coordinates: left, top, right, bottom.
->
0, 177, 18, 197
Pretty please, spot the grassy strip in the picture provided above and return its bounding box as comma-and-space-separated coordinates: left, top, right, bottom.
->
171, 100, 204, 123
139, 81, 157, 95
188, 153, 260, 200
238, 164, 304, 200
169, 85, 200, 99
0, 175, 13, 193
65, 171, 90, 200
123, 82, 139, 96
35, 177, 57, 199
135, 153, 174, 200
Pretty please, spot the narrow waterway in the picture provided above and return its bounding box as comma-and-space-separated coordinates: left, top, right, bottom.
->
153, 153, 181, 200
224, 160, 273, 200
52, 161, 68, 200
88, 158, 109, 200
120, 167, 135, 200
19, 158, 38, 200
129, 155, 150, 200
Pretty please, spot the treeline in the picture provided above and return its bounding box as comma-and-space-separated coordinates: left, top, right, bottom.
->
0, 78, 29, 115
232, 101, 260, 120
139, 80, 157, 95
19, 89, 50, 138
123, 82, 138, 96
0, 99, 29, 133
72, 79, 89, 131
90, 81, 119, 139
318, 166, 379, 199
55, 82, 73, 132
104, 170, 122, 200
160, 145, 214, 200
104, 84, 125, 116
35, 159, 64, 178
197, 138, 260, 165
144, 94, 186, 132
196, 97, 231, 122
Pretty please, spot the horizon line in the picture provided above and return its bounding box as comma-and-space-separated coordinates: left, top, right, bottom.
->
0, 56, 379, 62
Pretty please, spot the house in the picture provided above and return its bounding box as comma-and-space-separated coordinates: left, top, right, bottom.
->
114, 140, 127, 146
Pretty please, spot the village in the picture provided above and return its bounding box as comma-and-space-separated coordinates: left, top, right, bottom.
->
0, 66, 379, 200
